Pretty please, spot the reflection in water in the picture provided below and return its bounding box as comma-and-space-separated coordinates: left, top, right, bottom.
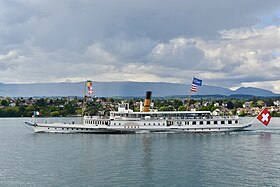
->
259, 132, 271, 141
142, 135, 153, 184
258, 132, 272, 158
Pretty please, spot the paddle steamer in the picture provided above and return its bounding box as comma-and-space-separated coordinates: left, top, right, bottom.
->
25, 91, 252, 133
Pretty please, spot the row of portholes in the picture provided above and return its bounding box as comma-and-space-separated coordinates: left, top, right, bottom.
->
44, 127, 231, 131
47, 127, 92, 131
85, 120, 110, 125
176, 120, 237, 125
86, 120, 238, 126
183, 128, 231, 131
143, 123, 164, 126
112, 123, 165, 126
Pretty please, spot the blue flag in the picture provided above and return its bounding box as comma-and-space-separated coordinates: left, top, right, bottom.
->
192, 77, 202, 86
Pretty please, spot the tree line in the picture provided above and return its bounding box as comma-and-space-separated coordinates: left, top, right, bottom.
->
0, 96, 279, 117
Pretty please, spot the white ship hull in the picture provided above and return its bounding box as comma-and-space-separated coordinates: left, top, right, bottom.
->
25, 121, 252, 133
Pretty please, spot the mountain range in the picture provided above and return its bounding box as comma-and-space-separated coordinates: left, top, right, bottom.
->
0, 82, 278, 97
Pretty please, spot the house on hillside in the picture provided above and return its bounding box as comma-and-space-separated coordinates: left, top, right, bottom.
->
212, 108, 221, 116
243, 102, 251, 108
273, 100, 280, 107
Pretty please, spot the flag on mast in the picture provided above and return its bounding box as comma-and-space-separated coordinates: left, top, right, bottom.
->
33, 111, 41, 116
87, 80, 94, 95
257, 108, 271, 126
191, 84, 197, 92
190, 77, 202, 92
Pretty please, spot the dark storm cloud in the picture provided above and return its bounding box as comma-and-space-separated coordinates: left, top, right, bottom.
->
1, 0, 279, 49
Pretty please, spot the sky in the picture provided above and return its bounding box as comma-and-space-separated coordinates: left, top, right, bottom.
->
0, 0, 280, 93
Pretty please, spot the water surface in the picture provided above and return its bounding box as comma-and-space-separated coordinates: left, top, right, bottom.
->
0, 117, 279, 186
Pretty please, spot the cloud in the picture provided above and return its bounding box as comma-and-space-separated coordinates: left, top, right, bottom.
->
139, 26, 280, 92
0, 1, 280, 93
148, 38, 204, 69
1, 0, 280, 49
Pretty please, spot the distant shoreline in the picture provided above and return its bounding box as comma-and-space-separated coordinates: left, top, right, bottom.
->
1, 97, 280, 117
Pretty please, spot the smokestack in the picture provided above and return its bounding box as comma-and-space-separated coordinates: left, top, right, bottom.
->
143, 91, 152, 112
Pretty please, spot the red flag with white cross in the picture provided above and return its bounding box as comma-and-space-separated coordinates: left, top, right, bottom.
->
257, 108, 271, 126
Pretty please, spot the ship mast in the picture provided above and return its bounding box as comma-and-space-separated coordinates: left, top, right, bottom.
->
186, 89, 192, 111
81, 80, 87, 124
186, 76, 202, 111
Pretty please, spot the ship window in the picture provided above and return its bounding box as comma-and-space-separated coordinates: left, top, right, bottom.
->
158, 123, 160, 126
207, 121, 210, 125
228, 121, 232, 124
72, 128, 74, 130
221, 121, 225, 124
192, 121, 196, 125
67, 128, 68, 130
235, 120, 238, 124
55, 128, 57, 130
144, 123, 146, 126
149, 123, 151, 126
153, 123, 155, 126
114, 123, 116, 125
119, 123, 121, 125
214, 121, 218, 125
200, 121, 203, 125
48, 128, 49, 129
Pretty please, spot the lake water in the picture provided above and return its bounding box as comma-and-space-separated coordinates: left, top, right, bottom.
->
0, 117, 280, 187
